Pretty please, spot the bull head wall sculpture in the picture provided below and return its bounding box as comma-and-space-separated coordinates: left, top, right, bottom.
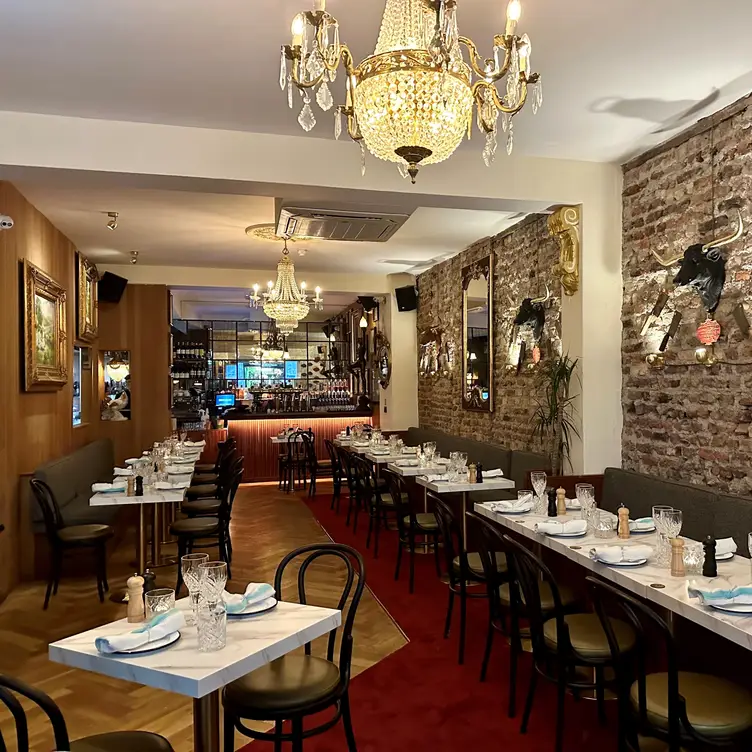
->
513, 284, 551, 342
652, 209, 744, 313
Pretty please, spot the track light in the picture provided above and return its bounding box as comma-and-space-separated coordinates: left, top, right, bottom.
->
130, 251, 139, 265
106, 212, 119, 231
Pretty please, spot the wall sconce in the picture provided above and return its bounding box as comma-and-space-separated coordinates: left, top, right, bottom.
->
645, 353, 665, 369
695, 345, 716, 367
359, 314, 368, 329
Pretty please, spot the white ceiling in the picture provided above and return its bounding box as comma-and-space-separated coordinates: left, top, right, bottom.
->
15, 183, 519, 273
0, 0, 751, 162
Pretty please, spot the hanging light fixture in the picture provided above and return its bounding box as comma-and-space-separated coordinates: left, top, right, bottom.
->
249, 237, 323, 334
280, 0, 541, 182
262, 325, 287, 360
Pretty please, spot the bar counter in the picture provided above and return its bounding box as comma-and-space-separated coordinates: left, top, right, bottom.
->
223, 412, 373, 482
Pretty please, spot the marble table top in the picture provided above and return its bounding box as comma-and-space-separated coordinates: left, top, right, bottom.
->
386, 462, 448, 477
90, 489, 187, 507
417, 476, 515, 494
49, 599, 342, 698
474, 501, 752, 652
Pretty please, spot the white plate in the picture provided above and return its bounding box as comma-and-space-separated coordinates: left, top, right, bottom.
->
115, 631, 181, 654
547, 531, 588, 538
709, 603, 752, 614
606, 558, 648, 567
228, 599, 278, 618
716, 551, 735, 561
630, 526, 656, 535
493, 506, 533, 515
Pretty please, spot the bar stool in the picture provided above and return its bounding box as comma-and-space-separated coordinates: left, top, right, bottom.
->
0, 674, 174, 751
30, 479, 114, 610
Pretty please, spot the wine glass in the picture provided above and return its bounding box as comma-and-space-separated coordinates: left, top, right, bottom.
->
199, 561, 228, 607
531, 471, 547, 514
576, 483, 596, 529
652, 505, 673, 567
181, 553, 209, 625
663, 509, 683, 543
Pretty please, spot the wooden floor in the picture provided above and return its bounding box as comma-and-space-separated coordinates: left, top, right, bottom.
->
0, 483, 407, 750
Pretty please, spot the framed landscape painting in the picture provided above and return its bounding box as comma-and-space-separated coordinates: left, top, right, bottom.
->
22, 259, 68, 391
76, 252, 98, 342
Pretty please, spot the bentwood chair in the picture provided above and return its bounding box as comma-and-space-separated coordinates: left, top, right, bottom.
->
282, 431, 310, 493
193, 436, 236, 481
30, 479, 114, 610
587, 576, 752, 752
302, 432, 332, 498
0, 673, 174, 751
339, 448, 360, 529
325, 439, 344, 512
223, 543, 366, 752
383, 470, 441, 593
502, 535, 636, 752
186, 447, 238, 501
351, 455, 396, 558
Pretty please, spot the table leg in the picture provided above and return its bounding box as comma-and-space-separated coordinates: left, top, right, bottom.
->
461, 491, 468, 553
193, 691, 220, 752
137, 505, 147, 574
151, 503, 159, 567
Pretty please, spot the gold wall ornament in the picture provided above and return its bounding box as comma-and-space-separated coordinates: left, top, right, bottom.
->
76, 252, 99, 343
22, 259, 68, 391
548, 205, 581, 296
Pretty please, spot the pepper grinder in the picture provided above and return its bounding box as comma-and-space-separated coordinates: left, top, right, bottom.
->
467, 463, 477, 484
142, 569, 157, 603
135, 475, 144, 497
126, 574, 145, 623
126, 476, 135, 497
618, 504, 631, 540
670, 538, 686, 577
476, 463, 484, 484
556, 487, 567, 516
702, 536, 718, 578
547, 488, 558, 517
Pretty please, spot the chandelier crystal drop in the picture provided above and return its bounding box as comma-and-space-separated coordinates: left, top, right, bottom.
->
279, 0, 541, 182
249, 238, 323, 335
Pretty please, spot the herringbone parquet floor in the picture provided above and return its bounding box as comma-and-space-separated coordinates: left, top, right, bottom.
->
0, 483, 407, 750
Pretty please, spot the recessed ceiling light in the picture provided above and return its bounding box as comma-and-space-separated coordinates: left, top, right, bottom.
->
106, 211, 118, 231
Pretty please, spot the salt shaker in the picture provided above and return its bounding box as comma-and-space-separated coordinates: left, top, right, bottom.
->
702, 536, 718, 578
556, 487, 567, 516
468, 464, 477, 484
618, 504, 631, 540
547, 488, 558, 518
126, 476, 135, 497
670, 539, 686, 577
126, 574, 145, 623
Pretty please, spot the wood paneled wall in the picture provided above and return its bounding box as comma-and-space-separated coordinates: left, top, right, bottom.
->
0, 182, 170, 599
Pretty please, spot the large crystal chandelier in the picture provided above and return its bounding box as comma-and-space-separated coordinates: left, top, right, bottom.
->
280, 0, 541, 182
249, 238, 323, 334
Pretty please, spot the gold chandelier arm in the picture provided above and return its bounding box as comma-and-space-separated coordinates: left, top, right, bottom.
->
458, 35, 512, 82
286, 41, 357, 90
472, 73, 536, 117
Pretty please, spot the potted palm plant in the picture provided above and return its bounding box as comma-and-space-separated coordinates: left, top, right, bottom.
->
531, 355, 580, 475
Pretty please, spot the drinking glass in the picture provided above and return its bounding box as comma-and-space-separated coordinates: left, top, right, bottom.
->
145, 588, 175, 619
531, 471, 547, 514
652, 505, 674, 567
424, 442, 437, 462
197, 600, 227, 652
684, 541, 705, 575
594, 511, 617, 539
663, 509, 683, 542
181, 553, 209, 625
199, 561, 228, 606
576, 483, 596, 529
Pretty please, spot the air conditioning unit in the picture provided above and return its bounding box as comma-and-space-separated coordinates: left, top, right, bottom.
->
277, 206, 409, 242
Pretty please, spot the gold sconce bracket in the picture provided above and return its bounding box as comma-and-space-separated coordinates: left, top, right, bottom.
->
548, 205, 581, 296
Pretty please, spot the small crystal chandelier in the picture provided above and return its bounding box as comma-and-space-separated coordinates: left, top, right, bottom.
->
280, 0, 541, 183
262, 325, 287, 360
249, 237, 323, 334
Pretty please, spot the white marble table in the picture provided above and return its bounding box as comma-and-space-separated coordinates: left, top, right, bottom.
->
271, 435, 303, 444
473, 501, 752, 653
417, 476, 515, 548
90, 489, 186, 507
49, 599, 342, 752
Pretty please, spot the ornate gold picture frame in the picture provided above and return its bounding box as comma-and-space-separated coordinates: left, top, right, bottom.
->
22, 259, 68, 391
76, 252, 98, 342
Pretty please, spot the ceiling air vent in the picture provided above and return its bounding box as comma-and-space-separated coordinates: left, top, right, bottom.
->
277, 207, 408, 242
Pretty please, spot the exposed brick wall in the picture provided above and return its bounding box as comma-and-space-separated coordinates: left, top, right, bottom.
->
416, 214, 561, 452
622, 94, 752, 494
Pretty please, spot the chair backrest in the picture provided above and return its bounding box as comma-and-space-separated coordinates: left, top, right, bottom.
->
432, 496, 464, 587
274, 544, 366, 687
225, 458, 245, 518
286, 430, 307, 462
216, 447, 238, 487
586, 576, 685, 750
350, 455, 376, 506
301, 432, 318, 466
324, 439, 342, 477
29, 479, 64, 542
501, 533, 572, 661
466, 510, 510, 609
382, 469, 411, 532
339, 448, 358, 493
0, 674, 71, 752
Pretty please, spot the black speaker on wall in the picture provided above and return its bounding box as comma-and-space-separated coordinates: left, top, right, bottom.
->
98, 272, 128, 304
395, 285, 418, 312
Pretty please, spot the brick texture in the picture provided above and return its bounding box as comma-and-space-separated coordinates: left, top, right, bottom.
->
622, 95, 752, 493
416, 214, 561, 452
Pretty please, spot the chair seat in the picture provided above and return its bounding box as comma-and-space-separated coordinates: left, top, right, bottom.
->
454, 551, 507, 577
181, 499, 221, 516
498, 580, 577, 611
170, 517, 220, 536
543, 612, 636, 661
192, 473, 218, 485
406, 513, 439, 531
380, 492, 408, 508
631, 671, 752, 739
194, 463, 216, 473
224, 655, 341, 713
634, 737, 688, 752
58, 524, 114, 544
186, 484, 218, 500
71, 731, 174, 752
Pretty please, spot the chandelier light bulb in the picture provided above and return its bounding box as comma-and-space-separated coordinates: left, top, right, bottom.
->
291, 14, 306, 45
313, 0, 326, 11
268, 281, 274, 289
300, 281, 307, 290
253, 283, 260, 293
315, 286, 321, 295
507, 0, 522, 23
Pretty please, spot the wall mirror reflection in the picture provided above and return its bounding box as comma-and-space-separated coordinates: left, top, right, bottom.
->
462, 256, 494, 412
101, 350, 131, 421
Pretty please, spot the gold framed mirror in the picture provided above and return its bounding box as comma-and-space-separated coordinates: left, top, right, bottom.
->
462, 255, 494, 412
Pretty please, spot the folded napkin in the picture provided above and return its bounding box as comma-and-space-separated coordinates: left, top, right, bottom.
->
488, 499, 533, 514
223, 583, 276, 614
590, 545, 653, 564
402, 447, 418, 454
717, 538, 738, 557
483, 468, 504, 478
435, 458, 450, 466
396, 459, 419, 467
566, 498, 581, 510
688, 580, 752, 607
423, 474, 449, 483
92, 481, 127, 493
166, 466, 193, 475
629, 517, 655, 532
353, 442, 370, 447
535, 519, 588, 536
370, 448, 390, 455
124, 458, 141, 465
154, 481, 188, 491
113, 467, 133, 477
171, 457, 196, 465
95, 609, 186, 654
184, 440, 206, 447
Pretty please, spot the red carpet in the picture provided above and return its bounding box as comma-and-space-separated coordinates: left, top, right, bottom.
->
245, 493, 617, 751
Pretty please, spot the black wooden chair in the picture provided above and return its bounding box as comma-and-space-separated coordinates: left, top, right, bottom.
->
223, 543, 366, 752
281, 431, 310, 493
503, 534, 636, 752
187, 446, 238, 500
351, 455, 396, 558
325, 439, 344, 513
0, 673, 174, 751
383, 470, 441, 593
302, 432, 332, 498
339, 448, 360, 529
30, 479, 114, 610
587, 576, 752, 752
193, 436, 236, 479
